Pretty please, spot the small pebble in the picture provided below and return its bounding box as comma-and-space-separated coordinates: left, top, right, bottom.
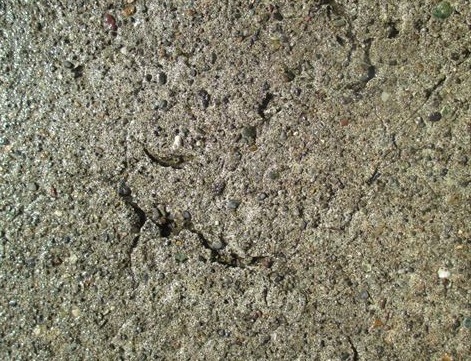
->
63, 60, 74, 69
463, 317, 471, 329
182, 210, 191, 220
27, 182, 38, 191
209, 239, 224, 251
381, 91, 390, 102
104, 13, 117, 32
118, 181, 131, 197
437, 267, 450, 279
212, 180, 226, 195
227, 199, 240, 210
359, 290, 370, 300
241, 125, 257, 143
172, 135, 183, 149
282, 69, 295, 82
198, 89, 210, 109
257, 192, 268, 201
268, 171, 280, 180
122, 4, 136, 17
157, 72, 167, 85
217, 329, 230, 337
33, 325, 42, 336
175, 252, 188, 263
428, 112, 442, 122
157, 99, 168, 110
332, 18, 346, 27
433, 1, 453, 19
272, 10, 283, 21
71, 306, 81, 318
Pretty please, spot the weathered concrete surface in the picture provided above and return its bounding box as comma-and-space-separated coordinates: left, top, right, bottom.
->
1, 1, 470, 359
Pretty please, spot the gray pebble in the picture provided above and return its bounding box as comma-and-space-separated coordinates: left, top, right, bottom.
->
182, 210, 191, 220
241, 125, 257, 143
282, 69, 295, 82
428, 112, 442, 122
197, 89, 210, 109
257, 192, 267, 201
210, 239, 224, 250
117, 181, 131, 197
227, 199, 240, 210
359, 290, 370, 300
27, 182, 38, 191
157, 72, 167, 85
157, 99, 168, 110
63, 60, 73, 69
217, 329, 230, 337
212, 180, 226, 195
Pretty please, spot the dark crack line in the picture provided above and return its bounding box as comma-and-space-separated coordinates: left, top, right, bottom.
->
257, 92, 273, 120
366, 167, 381, 186
118, 190, 148, 288
188, 228, 270, 269
424, 75, 446, 101
143, 147, 187, 169
347, 336, 359, 361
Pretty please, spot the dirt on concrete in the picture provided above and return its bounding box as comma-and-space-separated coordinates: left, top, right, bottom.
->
0, 1, 470, 360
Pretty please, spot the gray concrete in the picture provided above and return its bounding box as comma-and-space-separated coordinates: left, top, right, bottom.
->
1, 1, 470, 360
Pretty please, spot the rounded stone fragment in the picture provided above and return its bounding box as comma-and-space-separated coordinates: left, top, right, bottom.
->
428, 112, 442, 122
197, 89, 210, 109
227, 199, 241, 210
157, 72, 167, 85
432, 1, 453, 19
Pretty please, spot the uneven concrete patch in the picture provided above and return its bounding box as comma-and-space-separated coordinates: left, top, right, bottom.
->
1, 1, 470, 360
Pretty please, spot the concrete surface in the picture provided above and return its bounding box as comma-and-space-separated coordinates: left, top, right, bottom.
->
1, 1, 470, 360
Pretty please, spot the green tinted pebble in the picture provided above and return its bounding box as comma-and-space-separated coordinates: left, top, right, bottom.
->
175, 253, 188, 263
463, 317, 471, 329
433, 1, 453, 19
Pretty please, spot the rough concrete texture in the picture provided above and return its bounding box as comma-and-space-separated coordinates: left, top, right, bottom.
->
1, 1, 470, 360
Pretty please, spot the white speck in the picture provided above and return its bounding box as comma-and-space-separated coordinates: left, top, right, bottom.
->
33, 325, 41, 336
381, 91, 390, 102
71, 306, 81, 318
172, 135, 182, 149
437, 267, 451, 279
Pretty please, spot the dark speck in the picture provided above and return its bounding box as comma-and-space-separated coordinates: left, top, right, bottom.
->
72, 65, 83, 78
157, 72, 167, 85
198, 89, 210, 109
212, 180, 226, 195
118, 181, 131, 197
272, 9, 283, 21
241, 125, 257, 143
428, 112, 442, 122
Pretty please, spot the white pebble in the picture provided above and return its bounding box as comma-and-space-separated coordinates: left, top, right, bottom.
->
172, 135, 182, 149
437, 267, 451, 279
381, 91, 390, 102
